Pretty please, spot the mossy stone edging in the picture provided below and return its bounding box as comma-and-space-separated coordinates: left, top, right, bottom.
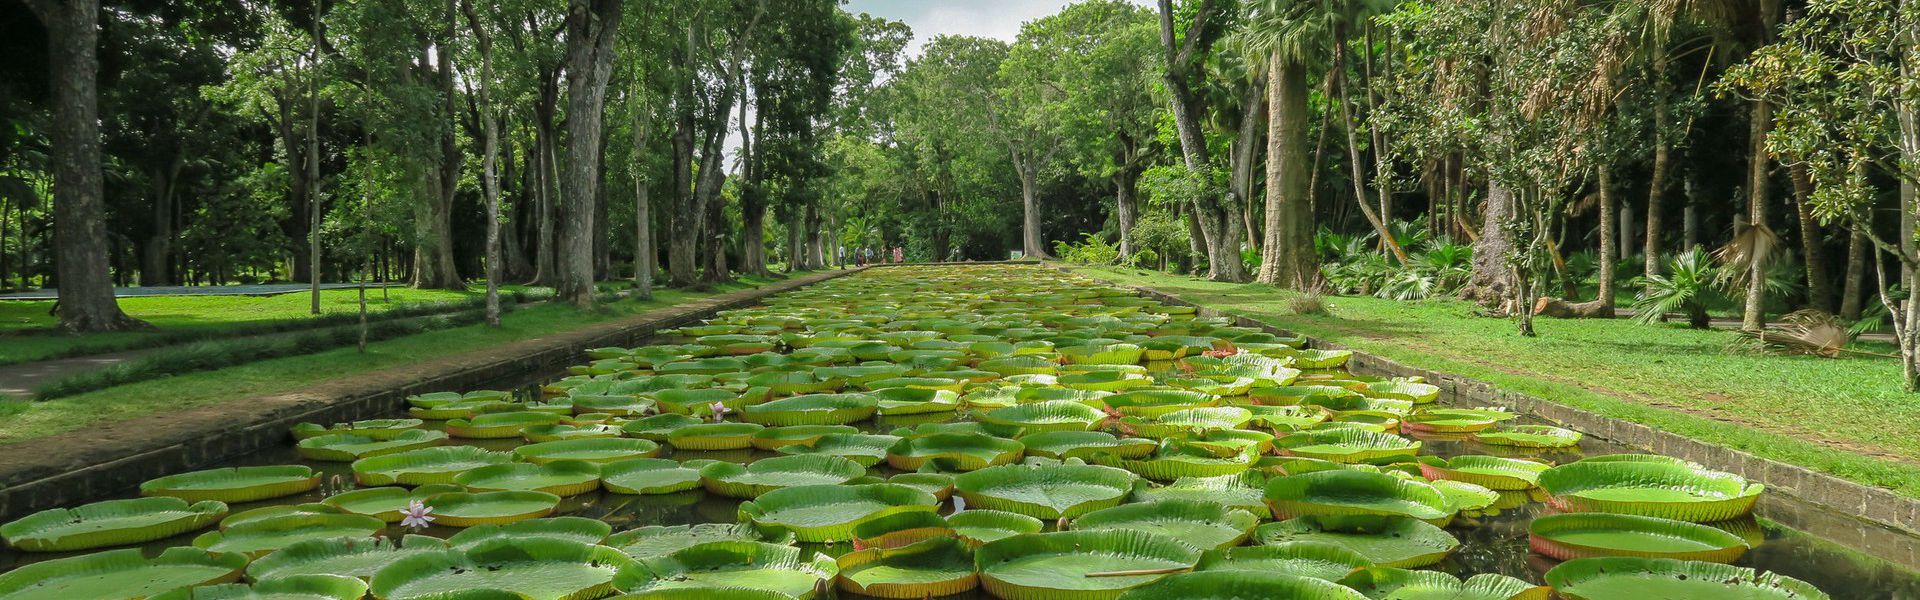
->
1068, 268, 1920, 553
0, 269, 861, 521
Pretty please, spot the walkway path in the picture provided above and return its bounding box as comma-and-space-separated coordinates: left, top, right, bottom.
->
0, 283, 396, 300
0, 350, 150, 399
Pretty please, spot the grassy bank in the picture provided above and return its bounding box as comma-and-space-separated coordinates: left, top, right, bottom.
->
1074, 265, 1920, 498
0, 287, 504, 364
0, 276, 776, 446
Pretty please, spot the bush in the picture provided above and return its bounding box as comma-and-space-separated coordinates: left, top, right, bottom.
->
1054, 233, 1121, 265
1127, 212, 1191, 271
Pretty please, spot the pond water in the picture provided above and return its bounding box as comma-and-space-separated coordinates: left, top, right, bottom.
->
2, 265, 1916, 599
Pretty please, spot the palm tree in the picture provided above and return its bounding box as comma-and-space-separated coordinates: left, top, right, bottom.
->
1632, 247, 1719, 329
1242, 0, 1399, 287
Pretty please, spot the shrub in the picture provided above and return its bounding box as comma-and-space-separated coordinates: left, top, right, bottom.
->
1054, 233, 1121, 265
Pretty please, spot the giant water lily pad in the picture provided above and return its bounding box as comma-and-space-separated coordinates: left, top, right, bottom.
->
1193, 541, 1372, 582
775, 433, 900, 467
149, 574, 369, 600
740, 393, 878, 426
426, 491, 562, 527
887, 433, 1025, 471
1473, 425, 1582, 448
605, 524, 796, 560
974, 530, 1199, 600
622, 414, 705, 441
1253, 516, 1459, 568
977, 401, 1106, 433
141, 466, 319, 503
1338, 568, 1549, 600
738, 483, 939, 542
751, 425, 860, 450
870, 387, 962, 415
1275, 429, 1420, 464
1115, 571, 1367, 600
1071, 500, 1258, 551
1403, 408, 1515, 433
319, 485, 461, 522
600, 458, 707, 495
1538, 459, 1763, 522
1, 496, 228, 552
245, 535, 449, 581
291, 418, 425, 441
0, 547, 248, 600
700, 454, 866, 498
953, 463, 1139, 519
613, 541, 838, 599
1416, 456, 1548, 491
515, 438, 662, 464
666, 422, 767, 451
455, 460, 602, 496
1265, 470, 1455, 525
191, 513, 387, 557
835, 537, 979, 599
1131, 472, 1270, 517
1528, 513, 1750, 563
1543, 557, 1829, 599
1100, 389, 1215, 418
1017, 431, 1156, 461
369, 538, 635, 600
295, 429, 448, 462
444, 517, 612, 550
446, 411, 566, 439
353, 447, 514, 486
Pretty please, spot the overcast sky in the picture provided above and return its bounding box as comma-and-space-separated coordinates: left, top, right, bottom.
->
842, 0, 1155, 58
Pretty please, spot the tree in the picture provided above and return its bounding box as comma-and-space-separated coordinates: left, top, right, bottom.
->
1155, 0, 1248, 281
555, 0, 621, 306
26, 0, 147, 331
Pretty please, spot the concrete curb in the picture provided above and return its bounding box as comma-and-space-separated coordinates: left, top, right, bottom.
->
0, 268, 861, 520
1064, 267, 1920, 560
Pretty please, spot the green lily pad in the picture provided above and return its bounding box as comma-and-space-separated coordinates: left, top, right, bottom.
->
0, 547, 248, 600
245, 535, 448, 581
666, 422, 767, 451
1472, 425, 1582, 448
319, 485, 461, 522
887, 433, 1025, 471
750, 425, 860, 450
445, 517, 612, 550
514, 438, 662, 464
975, 530, 1199, 600
1275, 429, 1420, 464
425, 491, 562, 527
612, 541, 838, 599
1071, 500, 1259, 551
1544, 557, 1828, 599
1193, 541, 1373, 582
141, 466, 319, 503
740, 393, 878, 426
455, 460, 602, 496
977, 400, 1106, 433
369, 538, 635, 600
699, 454, 867, 498
605, 523, 796, 560
1, 497, 228, 552
190, 513, 387, 558
953, 463, 1139, 519
290, 418, 425, 441
737, 483, 939, 542
835, 537, 979, 599
1265, 470, 1455, 525
1018, 430, 1157, 461
1253, 515, 1458, 568
775, 433, 901, 467
1528, 513, 1751, 563
600, 458, 707, 495
352, 447, 514, 487
1338, 567, 1548, 600
1538, 459, 1763, 522
1115, 571, 1368, 600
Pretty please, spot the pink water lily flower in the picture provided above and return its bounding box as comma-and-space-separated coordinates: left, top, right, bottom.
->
400, 500, 435, 530
709, 401, 733, 422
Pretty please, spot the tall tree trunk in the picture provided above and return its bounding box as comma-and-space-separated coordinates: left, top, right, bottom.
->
1842, 225, 1868, 320
1332, 36, 1410, 265
1257, 57, 1315, 288
1462, 181, 1517, 310
1114, 161, 1139, 260
1645, 114, 1669, 284
1593, 170, 1617, 314
631, 100, 653, 299
1790, 164, 1833, 312
530, 83, 560, 285
1683, 164, 1701, 250
1231, 72, 1267, 257
30, 0, 146, 331
308, 0, 323, 313
1742, 97, 1772, 331
463, 0, 503, 326
559, 0, 623, 306
141, 165, 176, 286
1155, 0, 1240, 281
1017, 159, 1049, 259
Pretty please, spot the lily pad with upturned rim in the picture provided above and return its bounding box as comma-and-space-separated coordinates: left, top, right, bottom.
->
600, 458, 708, 495
0, 496, 229, 553
952, 463, 1140, 520
369, 538, 635, 600
244, 535, 449, 581
699, 454, 867, 498
141, 466, 320, 504
1537, 460, 1763, 522
1192, 541, 1372, 582
1274, 429, 1420, 464
149, 574, 369, 600
444, 517, 612, 550
665, 422, 767, 451
774, 433, 902, 467
0, 547, 249, 600
886, 433, 1025, 471
514, 438, 662, 464
1543, 557, 1829, 600
612, 540, 838, 599
1264, 470, 1455, 525
1416, 456, 1548, 491
751, 425, 860, 450
1017, 431, 1157, 461
1473, 425, 1582, 448
319, 485, 461, 522
352, 447, 514, 487
974, 529, 1200, 600
737, 483, 939, 543
1337, 567, 1549, 600
190, 513, 387, 558
1114, 571, 1368, 600
605, 524, 796, 560
1252, 515, 1459, 568
739, 393, 879, 426
835, 537, 979, 599
290, 418, 426, 441
454, 460, 602, 497
424, 491, 562, 528
1527, 513, 1751, 563
1070, 500, 1259, 551
976, 401, 1106, 434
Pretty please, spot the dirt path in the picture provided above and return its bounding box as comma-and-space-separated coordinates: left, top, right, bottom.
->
0, 350, 152, 399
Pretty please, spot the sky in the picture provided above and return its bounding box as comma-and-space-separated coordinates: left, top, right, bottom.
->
842, 0, 1154, 59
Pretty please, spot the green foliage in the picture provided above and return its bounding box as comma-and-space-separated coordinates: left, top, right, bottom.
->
1054, 234, 1121, 266
1126, 212, 1192, 270
1318, 221, 1471, 301
1630, 247, 1720, 328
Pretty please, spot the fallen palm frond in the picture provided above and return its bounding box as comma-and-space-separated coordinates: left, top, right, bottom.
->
1713, 220, 1779, 294
1738, 309, 1896, 359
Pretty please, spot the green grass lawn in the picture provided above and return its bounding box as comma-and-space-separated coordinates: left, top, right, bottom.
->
0, 276, 776, 445
0, 286, 520, 364
1075, 265, 1920, 498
